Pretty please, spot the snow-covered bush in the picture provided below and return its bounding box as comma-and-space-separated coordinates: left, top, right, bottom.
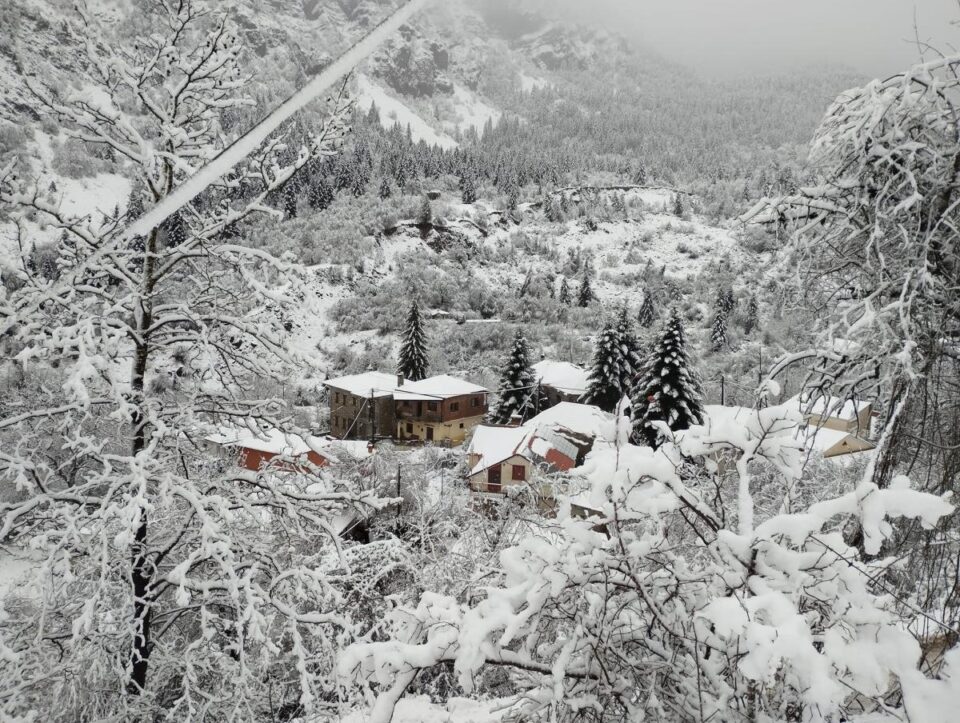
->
342, 405, 954, 722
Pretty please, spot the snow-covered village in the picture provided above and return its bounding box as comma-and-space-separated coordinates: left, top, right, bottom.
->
0, 0, 959, 720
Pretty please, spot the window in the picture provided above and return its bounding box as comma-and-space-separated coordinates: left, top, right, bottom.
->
471, 397, 481, 408
428, 401, 439, 412
406, 423, 413, 434
512, 465, 526, 481
450, 402, 459, 412
459, 423, 464, 429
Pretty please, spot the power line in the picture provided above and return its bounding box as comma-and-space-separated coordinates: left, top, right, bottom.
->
123, 0, 436, 242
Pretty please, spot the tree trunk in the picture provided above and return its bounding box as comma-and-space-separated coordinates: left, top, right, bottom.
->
127, 225, 159, 695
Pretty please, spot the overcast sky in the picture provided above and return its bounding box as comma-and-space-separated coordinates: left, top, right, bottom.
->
543, 0, 957, 77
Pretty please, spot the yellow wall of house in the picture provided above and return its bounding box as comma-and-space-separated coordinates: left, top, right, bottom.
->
399, 414, 485, 446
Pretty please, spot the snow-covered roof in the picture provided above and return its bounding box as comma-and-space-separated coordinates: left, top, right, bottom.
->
324, 371, 400, 398
533, 360, 589, 396
788, 393, 870, 422
207, 428, 325, 457
798, 426, 853, 453
207, 428, 371, 462
325, 372, 487, 401
525, 402, 614, 440
467, 425, 530, 476
393, 374, 489, 401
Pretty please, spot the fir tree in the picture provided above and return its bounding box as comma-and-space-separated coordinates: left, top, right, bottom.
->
718, 286, 735, 315
577, 270, 595, 308
460, 172, 478, 204
558, 277, 571, 305
378, 176, 393, 200
616, 306, 644, 390
582, 319, 627, 413
638, 291, 656, 327
711, 306, 728, 351
397, 300, 429, 381
743, 294, 760, 334
492, 330, 541, 424
631, 309, 705, 448
672, 193, 684, 217
416, 195, 433, 226
308, 176, 334, 210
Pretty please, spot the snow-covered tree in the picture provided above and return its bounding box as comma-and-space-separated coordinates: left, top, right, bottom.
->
576, 269, 594, 307
342, 404, 957, 723
0, 4, 379, 719
558, 277, 571, 305
397, 299, 429, 382
616, 306, 643, 390
491, 330, 540, 424
747, 55, 960, 481
672, 192, 684, 216
631, 309, 705, 447
416, 195, 432, 226
711, 305, 728, 351
581, 319, 626, 413
638, 289, 656, 327
743, 294, 759, 334
460, 172, 478, 204
378, 175, 393, 200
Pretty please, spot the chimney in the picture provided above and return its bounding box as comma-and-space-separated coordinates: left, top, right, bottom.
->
507, 412, 524, 428
397, 373, 404, 387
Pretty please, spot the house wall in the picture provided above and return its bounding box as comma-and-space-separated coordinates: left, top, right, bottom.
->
397, 413, 485, 446
396, 393, 488, 424
327, 387, 396, 440
467, 455, 531, 493
542, 385, 581, 409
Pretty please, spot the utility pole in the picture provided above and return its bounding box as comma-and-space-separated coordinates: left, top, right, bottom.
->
720, 375, 725, 406
369, 389, 376, 446
534, 380, 542, 416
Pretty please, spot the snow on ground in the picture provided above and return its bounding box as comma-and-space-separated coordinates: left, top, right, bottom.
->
356, 74, 458, 149
448, 83, 501, 134
343, 694, 505, 722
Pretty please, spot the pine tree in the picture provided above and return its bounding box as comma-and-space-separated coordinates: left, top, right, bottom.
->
631, 309, 705, 448
616, 306, 643, 390
492, 330, 541, 424
672, 193, 684, 217
308, 176, 334, 210
638, 291, 656, 327
558, 277, 571, 305
416, 195, 433, 226
397, 300, 429, 381
718, 286, 735, 315
378, 176, 393, 200
577, 270, 594, 308
460, 172, 478, 204
711, 306, 728, 351
582, 319, 627, 413
743, 295, 760, 334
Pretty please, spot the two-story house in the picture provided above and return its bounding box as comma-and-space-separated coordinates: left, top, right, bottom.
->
324, 372, 399, 441
324, 372, 489, 445
394, 375, 489, 445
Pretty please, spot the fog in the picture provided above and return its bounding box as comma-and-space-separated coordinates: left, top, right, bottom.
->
538, 0, 958, 77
